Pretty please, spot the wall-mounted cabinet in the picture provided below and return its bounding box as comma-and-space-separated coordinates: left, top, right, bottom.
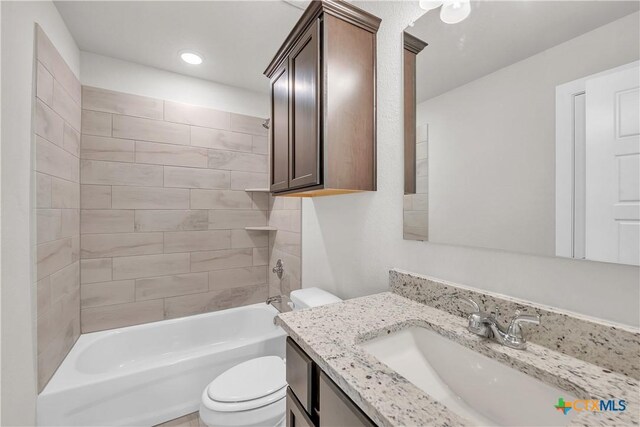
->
264, 0, 381, 197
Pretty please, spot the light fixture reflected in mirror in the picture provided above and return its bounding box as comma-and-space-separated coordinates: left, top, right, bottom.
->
180, 51, 203, 65
419, 0, 471, 24
440, 0, 471, 24
419, 0, 443, 11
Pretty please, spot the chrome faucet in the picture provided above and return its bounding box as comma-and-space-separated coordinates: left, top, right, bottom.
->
460, 297, 540, 350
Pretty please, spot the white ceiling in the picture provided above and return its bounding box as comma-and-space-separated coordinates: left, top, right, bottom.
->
407, 1, 640, 102
54, 1, 304, 94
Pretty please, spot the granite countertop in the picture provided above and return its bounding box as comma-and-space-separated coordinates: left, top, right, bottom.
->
275, 292, 639, 427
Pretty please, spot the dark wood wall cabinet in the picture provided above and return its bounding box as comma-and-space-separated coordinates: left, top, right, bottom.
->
264, 0, 381, 197
286, 338, 375, 427
403, 32, 427, 195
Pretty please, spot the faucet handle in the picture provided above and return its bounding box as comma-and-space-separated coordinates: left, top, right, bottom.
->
507, 312, 540, 338
458, 297, 490, 338
458, 296, 482, 313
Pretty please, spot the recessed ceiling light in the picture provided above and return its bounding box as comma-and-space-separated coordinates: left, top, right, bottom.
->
180, 51, 203, 65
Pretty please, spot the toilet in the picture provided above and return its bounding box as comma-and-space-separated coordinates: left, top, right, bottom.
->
199, 287, 342, 427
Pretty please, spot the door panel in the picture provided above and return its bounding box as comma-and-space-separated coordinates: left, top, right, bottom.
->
271, 63, 290, 191
318, 372, 374, 427
585, 62, 640, 266
289, 20, 320, 189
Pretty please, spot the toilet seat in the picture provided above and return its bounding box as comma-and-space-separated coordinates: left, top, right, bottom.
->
202, 355, 286, 409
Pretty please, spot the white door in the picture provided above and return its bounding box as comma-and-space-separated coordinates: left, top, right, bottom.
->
585, 64, 640, 266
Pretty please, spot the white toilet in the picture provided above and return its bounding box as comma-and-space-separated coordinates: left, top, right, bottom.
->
199, 288, 341, 427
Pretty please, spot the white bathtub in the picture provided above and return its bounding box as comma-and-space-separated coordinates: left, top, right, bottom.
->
37, 303, 286, 427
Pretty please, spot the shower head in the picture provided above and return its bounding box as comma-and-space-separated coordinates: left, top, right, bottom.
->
262, 118, 270, 129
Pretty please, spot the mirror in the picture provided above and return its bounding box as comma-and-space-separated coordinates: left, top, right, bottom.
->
403, 1, 640, 266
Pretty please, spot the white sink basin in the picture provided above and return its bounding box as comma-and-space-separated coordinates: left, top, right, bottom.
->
360, 327, 578, 426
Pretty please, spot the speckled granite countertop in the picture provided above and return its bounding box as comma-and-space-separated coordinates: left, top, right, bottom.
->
276, 292, 639, 427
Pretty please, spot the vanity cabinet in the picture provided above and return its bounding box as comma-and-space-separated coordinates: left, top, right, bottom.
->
264, 0, 381, 197
403, 32, 427, 195
286, 338, 375, 427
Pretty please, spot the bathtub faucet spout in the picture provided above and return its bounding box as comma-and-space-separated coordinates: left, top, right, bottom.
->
266, 295, 282, 305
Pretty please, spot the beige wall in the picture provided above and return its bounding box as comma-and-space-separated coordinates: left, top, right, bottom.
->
34, 25, 81, 391
79, 86, 300, 332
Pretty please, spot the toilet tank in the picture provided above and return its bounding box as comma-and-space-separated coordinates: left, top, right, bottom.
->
290, 288, 342, 310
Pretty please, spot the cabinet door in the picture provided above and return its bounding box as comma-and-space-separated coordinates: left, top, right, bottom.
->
287, 388, 315, 427
270, 62, 290, 192
289, 19, 321, 189
318, 372, 375, 427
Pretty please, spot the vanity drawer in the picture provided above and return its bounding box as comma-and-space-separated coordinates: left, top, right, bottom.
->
287, 387, 315, 427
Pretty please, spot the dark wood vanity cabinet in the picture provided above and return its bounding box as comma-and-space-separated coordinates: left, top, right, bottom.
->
264, 1, 381, 197
286, 337, 375, 427
403, 32, 427, 195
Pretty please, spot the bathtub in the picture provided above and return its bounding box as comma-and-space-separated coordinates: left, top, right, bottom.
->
37, 303, 286, 426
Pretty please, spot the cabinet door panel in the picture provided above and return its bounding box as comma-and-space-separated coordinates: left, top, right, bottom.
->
287, 388, 315, 427
271, 62, 290, 191
289, 19, 321, 189
319, 372, 375, 427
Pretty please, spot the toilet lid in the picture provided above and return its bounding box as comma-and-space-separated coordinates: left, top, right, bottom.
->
207, 356, 286, 403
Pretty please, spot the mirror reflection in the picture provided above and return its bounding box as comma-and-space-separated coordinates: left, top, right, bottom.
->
403, 1, 640, 266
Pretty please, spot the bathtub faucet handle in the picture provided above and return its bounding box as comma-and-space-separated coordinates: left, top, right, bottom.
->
272, 259, 284, 279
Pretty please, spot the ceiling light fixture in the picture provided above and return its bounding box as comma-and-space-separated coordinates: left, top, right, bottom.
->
419, 0, 471, 24
180, 51, 203, 65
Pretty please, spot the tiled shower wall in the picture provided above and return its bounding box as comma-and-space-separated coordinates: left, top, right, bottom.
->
268, 197, 301, 296
79, 86, 301, 332
34, 26, 82, 390
403, 123, 428, 240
